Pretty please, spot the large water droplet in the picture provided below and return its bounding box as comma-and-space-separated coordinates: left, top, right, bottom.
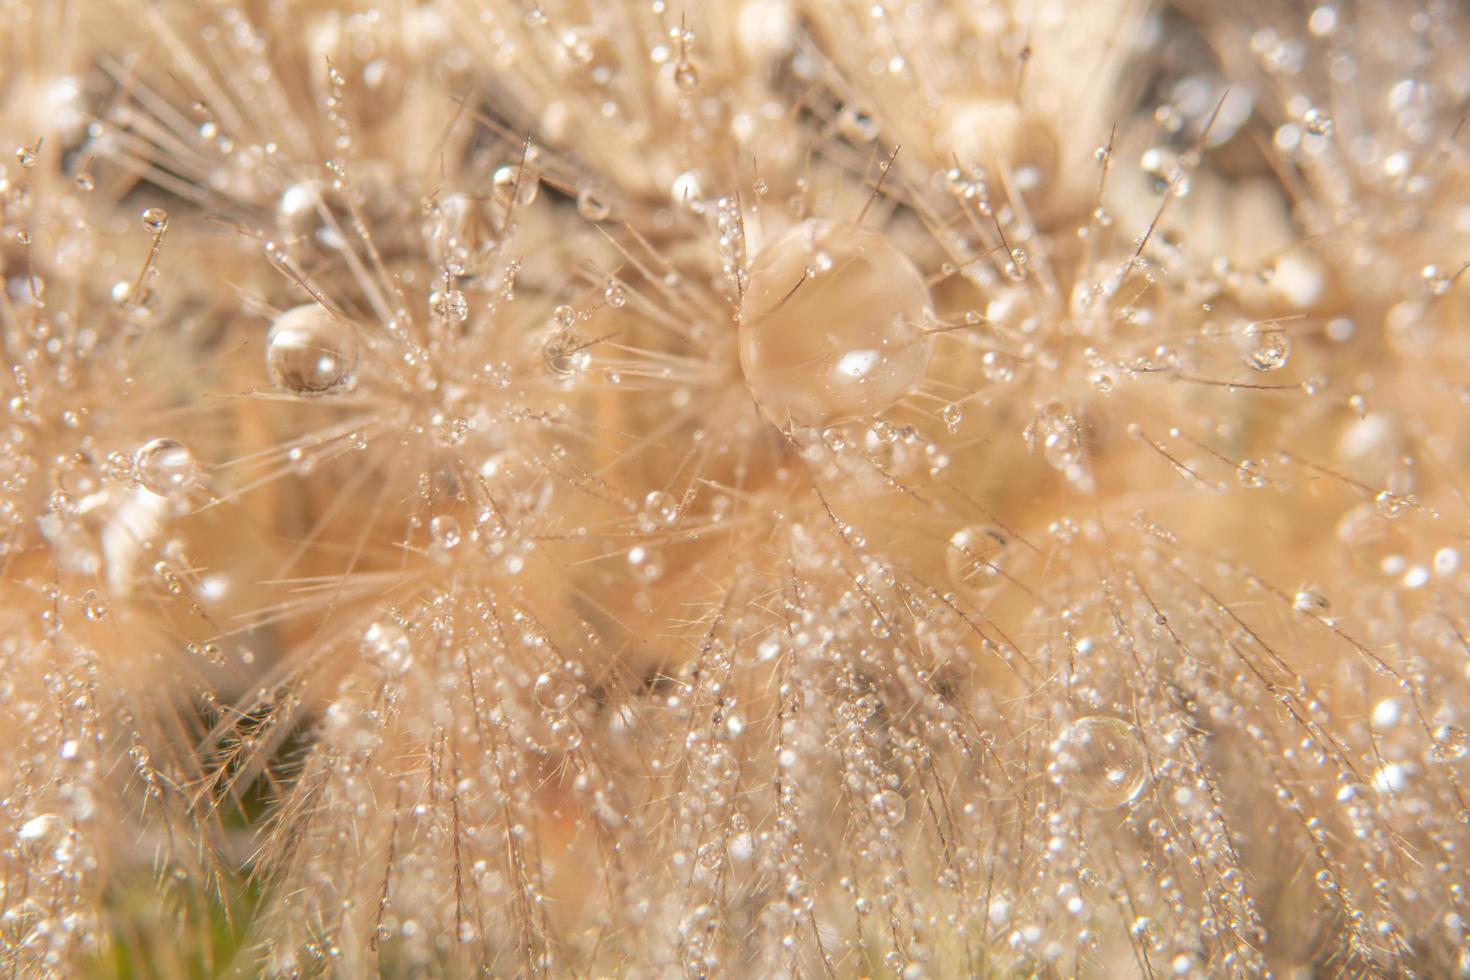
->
492, 164, 539, 209
1242, 324, 1291, 372
135, 437, 198, 498
140, 207, 169, 235
946, 525, 1010, 596
1024, 402, 1083, 470
362, 622, 412, 675
1048, 716, 1147, 809
737, 219, 935, 429
266, 305, 359, 394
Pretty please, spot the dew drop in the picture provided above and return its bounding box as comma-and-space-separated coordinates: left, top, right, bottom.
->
627, 544, 665, 583
16, 813, 61, 848
492, 164, 539, 208
135, 437, 198, 498
737, 219, 935, 429
429, 515, 462, 552
838, 105, 879, 143
363, 622, 412, 675
140, 207, 169, 235
266, 305, 359, 395
1140, 146, 1188, 195
1024, 402, 1083, 470
641, 490, 680, 527
946, 525, 1010, 596
430, 288, 469, 323
1047, 716, 1147, 809
576, 187, 611, 221
1236, 458, 1266, 488
1303, 106, 1333, 137
1432, 725, 1468, 763
872, 789, 906, 825
1243, 325, 1290, 372
81, 588, 109, 622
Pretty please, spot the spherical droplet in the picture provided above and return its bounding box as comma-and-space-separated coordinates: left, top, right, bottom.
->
429, 515, 462, 552
641, 490, 680, 527
1243, 325, 1291, 372
737, 219, 935, 429
674, 61, 699, 91
1431, 725, 1469, 764
1048, 716, 1147, 809
430, 288, 469, 323
1024, 402, 1083, 470
946, 525, 1010, 596
363, 622, 412, 675
576, 186, 611, 221
627, 544, 665, 583
135, 437, 198, 498
492, 164, 539, 209
872, 789, 906, 825
140, 207, 169, 235
266, 305, 359, 394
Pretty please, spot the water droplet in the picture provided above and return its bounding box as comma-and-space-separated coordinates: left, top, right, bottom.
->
135, 437, 198, 498
1236, 458, 1266, 488
429, 515, 462, 552
1243, 325, 1290, 372
737, 219, 934, 429
1140, 146, 1188, 195
1374, 490, 1407, 519
627, 544, 665, 583
430, 288, 469, 323
1422, 264, 1453, 296
603, 281, 627, 308
674, 61, 699, 90
1303, 106, 1333, 137
17, 814, 61, 848
576, 187, 611, 221
872, 789, 906, 825
542, 329, 590, 379
1293, 588, 1329, 615
492, 164, 539, 209
1432, 725, 1469, 763
1048, 716, 1147, 809
838, 105, 879, 143
266, 305, 359, 395
1024, 402, 1083, 470
946, 525, 1010, 596
641, 490, 680, 527
81, 588, 109, 622
140, 207, 169, 235
363, 622, 412, 675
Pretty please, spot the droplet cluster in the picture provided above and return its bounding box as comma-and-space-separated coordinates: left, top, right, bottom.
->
3, 0, 1470, 977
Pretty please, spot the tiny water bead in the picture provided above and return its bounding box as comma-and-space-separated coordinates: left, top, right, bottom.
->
135, 438, 198, 498
1242, 325, 1291, 372
1048, 716, 1148, 810
140, 207, 169, 235
737, 219, 936, 429
945, 525, 1010, 596
265, 305, 360, 395
1024, 402, 1083, 470
362, 622, 411, 675
575, 186, 611, 221
492, 163, 539, 209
